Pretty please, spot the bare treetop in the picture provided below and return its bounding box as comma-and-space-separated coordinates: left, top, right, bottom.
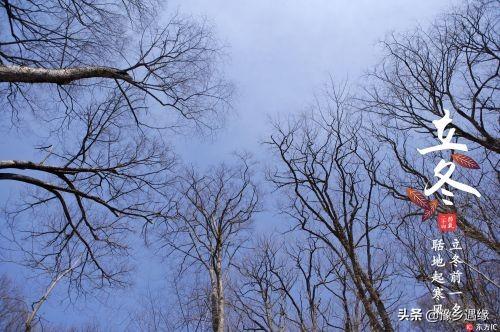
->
363, 0, 499, 153
156, 157, 260, 331
0, 0, 232, 293
0, 0, 232, 128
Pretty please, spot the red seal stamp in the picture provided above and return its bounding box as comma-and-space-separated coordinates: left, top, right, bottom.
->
437, 212, 457, 232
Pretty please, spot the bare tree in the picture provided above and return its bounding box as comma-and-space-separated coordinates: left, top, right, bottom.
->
230, 236, 352, 332
229, 238, 288, 332
0, 273, 106, 332
266, 84, 398, 331
156, 157, 260, 332
126, 286, 175, 332
0, 274, 29, 332
358, 0, 499, 328
25, 258, 81, 332
0, 0, 231, 293
0, 0, 231, 127
363, 0, 498, 153
1, 93, 177, 290
362, 0, 499, 252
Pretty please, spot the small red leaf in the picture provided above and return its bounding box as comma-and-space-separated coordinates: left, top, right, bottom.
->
407, 188, 430, 209
451, 154, 480, 169
429, 199, 439, 212
422, 208, 433, 221
422, 199, 439, 221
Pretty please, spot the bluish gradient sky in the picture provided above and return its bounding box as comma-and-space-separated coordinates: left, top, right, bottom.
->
0, 0, 457, 329
172, 0, 454, 165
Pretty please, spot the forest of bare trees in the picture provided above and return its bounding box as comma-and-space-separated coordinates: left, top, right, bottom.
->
0, 0, 498, 331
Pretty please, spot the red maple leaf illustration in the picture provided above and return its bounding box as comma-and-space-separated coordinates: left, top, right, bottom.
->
451, 153, 480, 169
422, 199, 439, 221
407, 188, 430, 209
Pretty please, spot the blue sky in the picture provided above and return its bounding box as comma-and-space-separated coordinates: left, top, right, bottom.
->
0, 0, 457, 329
171, 0, 454, 164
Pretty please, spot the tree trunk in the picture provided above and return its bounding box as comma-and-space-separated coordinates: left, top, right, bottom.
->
210, 255, 224, 332
0, 65, 132, 85
349, 250, 393, 332
25, 260, 79, 331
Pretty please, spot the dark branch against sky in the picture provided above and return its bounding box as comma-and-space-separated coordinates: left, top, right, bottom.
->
0, 0, 457, 329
